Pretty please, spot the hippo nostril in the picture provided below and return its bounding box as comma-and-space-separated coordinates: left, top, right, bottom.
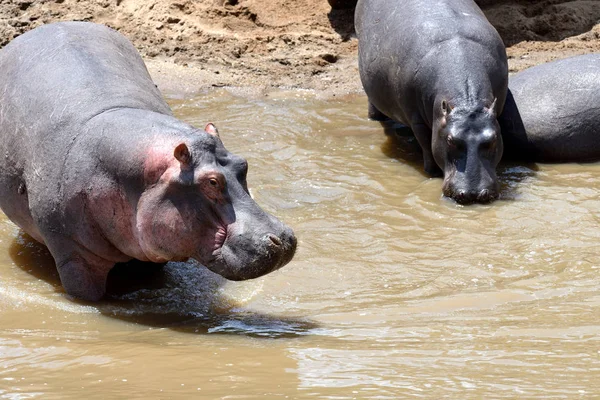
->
265, 234, 282, 247
480, 189, 489, 200
478, 189, 498, 203
454, 190, 467, 204
453, 190, 478, 205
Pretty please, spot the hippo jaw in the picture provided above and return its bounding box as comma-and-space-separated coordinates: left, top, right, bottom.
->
203, 216, 297, 281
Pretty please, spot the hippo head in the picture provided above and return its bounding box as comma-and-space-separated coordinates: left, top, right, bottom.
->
432, 98, 503, 205
136, 123, 296, 280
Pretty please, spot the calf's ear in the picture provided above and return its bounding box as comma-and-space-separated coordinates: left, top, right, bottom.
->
205, 123, 220, 138
487, 98, 498, 117
441, 100, 454, 117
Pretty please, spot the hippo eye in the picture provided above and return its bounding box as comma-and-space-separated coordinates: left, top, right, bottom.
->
447, 135, 465, 151
480, 134, 497, 151
201, 173, 225, 202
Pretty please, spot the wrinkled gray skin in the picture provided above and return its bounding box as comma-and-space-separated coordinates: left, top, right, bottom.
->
500, 54, 600, 162
355, 0, 508, 204
0, 22, 296, 301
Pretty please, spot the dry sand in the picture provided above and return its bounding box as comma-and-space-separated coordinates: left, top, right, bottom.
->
1, 0, 600, 96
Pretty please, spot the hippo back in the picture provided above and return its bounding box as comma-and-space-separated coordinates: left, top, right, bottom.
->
0, 22, 172, 238
0, 22, 170, 125
355, 0, 507, 126
500, 54, 600, 162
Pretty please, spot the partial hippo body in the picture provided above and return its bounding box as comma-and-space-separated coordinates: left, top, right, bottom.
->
0, 22, 296, 301
500, 54, 600, 162
355, 0, 508, 204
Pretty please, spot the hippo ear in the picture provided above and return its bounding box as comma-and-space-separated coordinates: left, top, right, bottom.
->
205, 123, 220, 138
174, 143, 191, 166
487, 98, 498, 117
441, 100, 453, 116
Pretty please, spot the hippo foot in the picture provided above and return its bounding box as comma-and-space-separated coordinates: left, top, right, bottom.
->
56, 257, 112, 301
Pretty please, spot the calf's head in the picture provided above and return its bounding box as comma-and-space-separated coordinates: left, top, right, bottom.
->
432, 99, 503, 205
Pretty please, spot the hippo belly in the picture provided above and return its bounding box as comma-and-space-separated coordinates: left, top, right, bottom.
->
0, 22, 296, 301
355, 0, 508, 204
500, 54, 600, 163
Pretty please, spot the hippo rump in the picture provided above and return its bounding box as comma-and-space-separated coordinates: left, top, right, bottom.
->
355, 0, 508, 204
0, 22, 297, 301
500, 54, 600, 162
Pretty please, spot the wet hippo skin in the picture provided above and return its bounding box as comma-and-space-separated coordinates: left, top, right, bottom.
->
500, 54, 600, 163
355, 0, 508, 204
0, 22, 297, 301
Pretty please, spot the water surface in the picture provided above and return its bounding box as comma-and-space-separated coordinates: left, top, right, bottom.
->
1, 90, 599, 399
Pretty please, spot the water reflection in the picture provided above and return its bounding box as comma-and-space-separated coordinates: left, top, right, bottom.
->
0, 89, 598, 398
8, 232, 318, 338
379, 120, 426, 174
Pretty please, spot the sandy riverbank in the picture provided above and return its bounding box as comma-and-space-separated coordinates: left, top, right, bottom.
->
1, 0, 600, 97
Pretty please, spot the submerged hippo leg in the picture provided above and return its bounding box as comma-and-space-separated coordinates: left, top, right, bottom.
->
412, 123, 442, 177
48, 238, 115, 301
56, 258, 114, 301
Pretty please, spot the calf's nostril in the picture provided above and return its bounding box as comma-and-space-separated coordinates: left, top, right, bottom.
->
478, 188, 497, 203
453, 190, 477, 205
265, 234, 282, 247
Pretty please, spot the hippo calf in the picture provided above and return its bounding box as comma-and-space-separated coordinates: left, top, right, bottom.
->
355, 0, 508, 204
500, 54, 600, 162
0, 22, 296, 301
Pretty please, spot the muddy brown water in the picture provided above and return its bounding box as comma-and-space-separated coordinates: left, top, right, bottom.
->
1, 90, 599, 399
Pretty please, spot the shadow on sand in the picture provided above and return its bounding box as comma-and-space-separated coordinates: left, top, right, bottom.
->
9, 232, 318, 339
326, 0, 600, 48
326, 5, 356, 41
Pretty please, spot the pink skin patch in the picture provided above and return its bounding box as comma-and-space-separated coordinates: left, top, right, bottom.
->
136, 139, 231, 264
143, 140, 179, 186
85, 181, 146, 262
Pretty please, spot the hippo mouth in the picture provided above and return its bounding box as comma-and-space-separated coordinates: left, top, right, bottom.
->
204, 224, 297, 281
213, 225, 228, 252
444, 187, 498, 204
442, 177, 499, 204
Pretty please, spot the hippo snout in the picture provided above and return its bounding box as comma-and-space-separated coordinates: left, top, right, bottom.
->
450, 188, 498, 205
264, 226, 297, 269
252, 225, 297, 274
205, 221, 297, 281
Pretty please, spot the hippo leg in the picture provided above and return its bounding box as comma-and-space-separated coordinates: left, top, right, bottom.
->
46, 237, 115, 301
412, 122, 442, 177
368, 101, 390, 121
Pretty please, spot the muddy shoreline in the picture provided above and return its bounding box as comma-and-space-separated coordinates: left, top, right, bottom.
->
1, 0, 600, 97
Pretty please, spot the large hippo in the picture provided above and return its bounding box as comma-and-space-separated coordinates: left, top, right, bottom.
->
500, 54, 600, 162
0, 22, 297, 301
355, 0, 508, 204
